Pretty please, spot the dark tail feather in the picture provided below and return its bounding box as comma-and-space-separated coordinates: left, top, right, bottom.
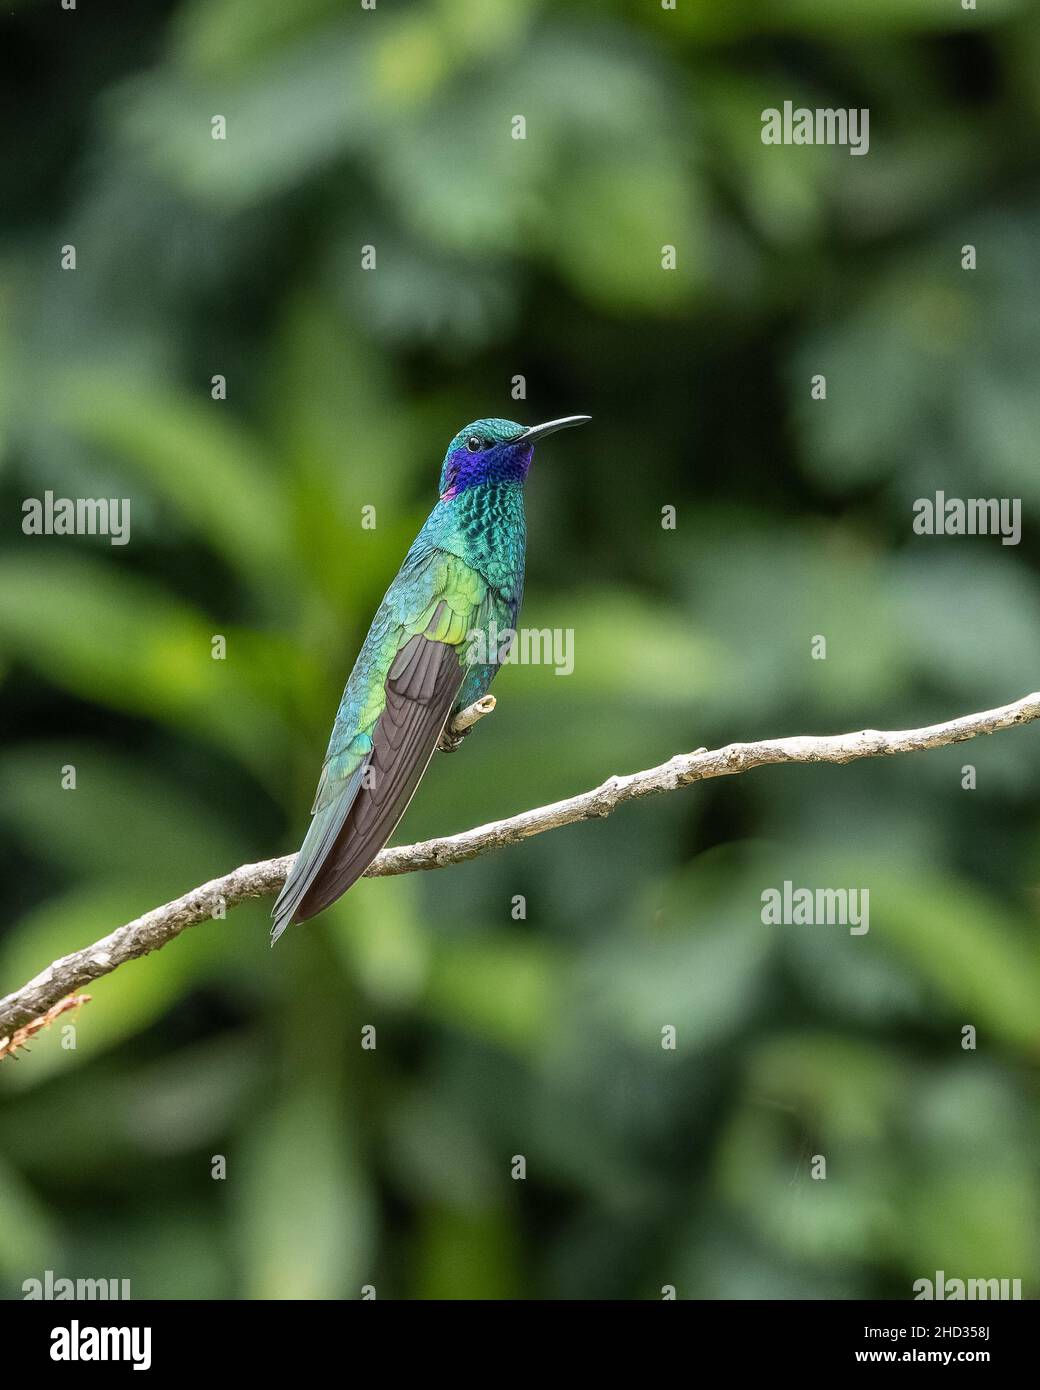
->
273, 634, 465, 941
270, 765, 366, 944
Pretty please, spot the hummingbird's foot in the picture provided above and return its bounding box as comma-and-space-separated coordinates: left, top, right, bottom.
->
438, 726, 471, 754
438, 695, 497, 753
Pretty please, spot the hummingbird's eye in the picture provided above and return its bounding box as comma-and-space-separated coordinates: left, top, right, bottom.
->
466, 435, 484, 453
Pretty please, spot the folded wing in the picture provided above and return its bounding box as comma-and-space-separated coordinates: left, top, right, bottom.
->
271, 555, 492, 943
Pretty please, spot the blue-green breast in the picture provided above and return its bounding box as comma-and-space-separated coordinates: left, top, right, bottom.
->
424, 479, 527, 708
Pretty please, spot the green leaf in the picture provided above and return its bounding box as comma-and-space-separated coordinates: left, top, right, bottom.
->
57, 375, 294, 592
0, 553, 288, 781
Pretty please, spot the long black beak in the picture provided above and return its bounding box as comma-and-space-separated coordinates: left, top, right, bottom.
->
519, 415, 591, 444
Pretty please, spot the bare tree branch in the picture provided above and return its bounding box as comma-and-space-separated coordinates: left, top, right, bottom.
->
2, 689, 1038, 1045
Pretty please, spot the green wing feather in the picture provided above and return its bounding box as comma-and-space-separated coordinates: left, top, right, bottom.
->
271, 548, 494, 942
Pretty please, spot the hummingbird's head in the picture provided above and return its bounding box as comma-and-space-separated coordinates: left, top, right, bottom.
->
438, 415, 590, 500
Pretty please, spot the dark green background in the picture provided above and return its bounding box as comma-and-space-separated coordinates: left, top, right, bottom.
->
1, 0, 1038, 1299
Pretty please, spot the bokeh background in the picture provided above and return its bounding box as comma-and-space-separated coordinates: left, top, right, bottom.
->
2, 0, 1039, 1300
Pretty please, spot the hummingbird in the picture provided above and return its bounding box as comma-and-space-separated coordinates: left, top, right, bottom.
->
271, 413, 590, 943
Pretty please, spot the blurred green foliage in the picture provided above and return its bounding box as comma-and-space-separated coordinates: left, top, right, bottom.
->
2, 0, 1039, 1300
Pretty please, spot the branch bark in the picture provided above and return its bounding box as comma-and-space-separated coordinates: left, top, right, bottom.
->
2, 690, 1038, 1044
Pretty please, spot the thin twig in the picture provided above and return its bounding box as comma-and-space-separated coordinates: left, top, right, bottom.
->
437, 694, 496, 752
0, 994, 92, 1062
1, 690, 1037, 1041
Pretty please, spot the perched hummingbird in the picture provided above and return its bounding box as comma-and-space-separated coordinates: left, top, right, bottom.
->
271, 414, 590, 943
